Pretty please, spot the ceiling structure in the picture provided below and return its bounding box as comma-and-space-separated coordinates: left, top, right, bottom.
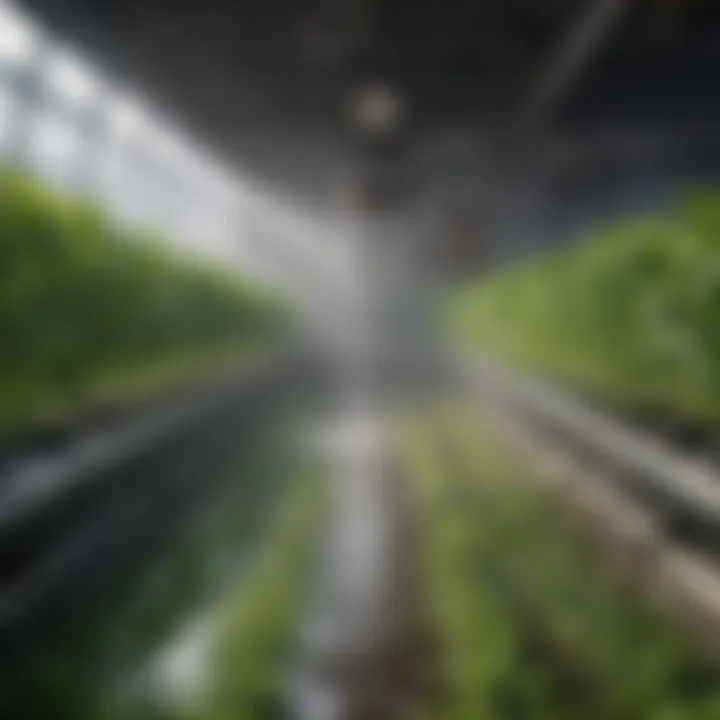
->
14, 0, 576, 197
14, 0, 720, 262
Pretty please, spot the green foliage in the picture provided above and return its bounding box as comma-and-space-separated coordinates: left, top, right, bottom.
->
404, 415, 602, 720
0, 167, 288, 439
401, 407, 720, 719
446, 191, 720, 422
196, 469, 324, 720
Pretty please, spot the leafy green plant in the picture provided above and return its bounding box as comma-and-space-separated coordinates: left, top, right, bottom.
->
195, 467, 325, 720
0, 166, 289, 441
446, 191, 720, 425
401, 407, 720, 719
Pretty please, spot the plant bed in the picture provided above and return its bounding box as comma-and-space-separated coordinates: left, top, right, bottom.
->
400, 405, 720, 718
445, 190, 720, 435
0, 166, 289, 448
0, 415, 324, 720
179, 463, 326, 720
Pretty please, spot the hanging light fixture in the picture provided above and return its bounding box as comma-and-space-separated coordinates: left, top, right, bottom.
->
349, 81, 403, 141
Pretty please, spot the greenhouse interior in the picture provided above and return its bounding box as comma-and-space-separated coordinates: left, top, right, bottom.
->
1, 0, 720, 717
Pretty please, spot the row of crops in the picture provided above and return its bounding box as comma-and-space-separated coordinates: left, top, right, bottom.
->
445, 191, 720, 425
191, 466, 324, 720
2, 411, 324, 720
401, 405, 720, 719
0, 166, 288, 443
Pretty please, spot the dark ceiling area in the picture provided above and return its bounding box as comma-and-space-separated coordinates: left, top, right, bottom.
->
11, 2, 577, 172
18, 0, 569, 126
15, 0, 720, 207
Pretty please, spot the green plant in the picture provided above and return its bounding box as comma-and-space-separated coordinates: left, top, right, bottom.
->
196, 468, 325, 720
0, 166, 289, 441
445, 191, 720, 424
400, 406, 720, 718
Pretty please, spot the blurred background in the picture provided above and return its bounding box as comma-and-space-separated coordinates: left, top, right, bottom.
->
2, 0, 720, 718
